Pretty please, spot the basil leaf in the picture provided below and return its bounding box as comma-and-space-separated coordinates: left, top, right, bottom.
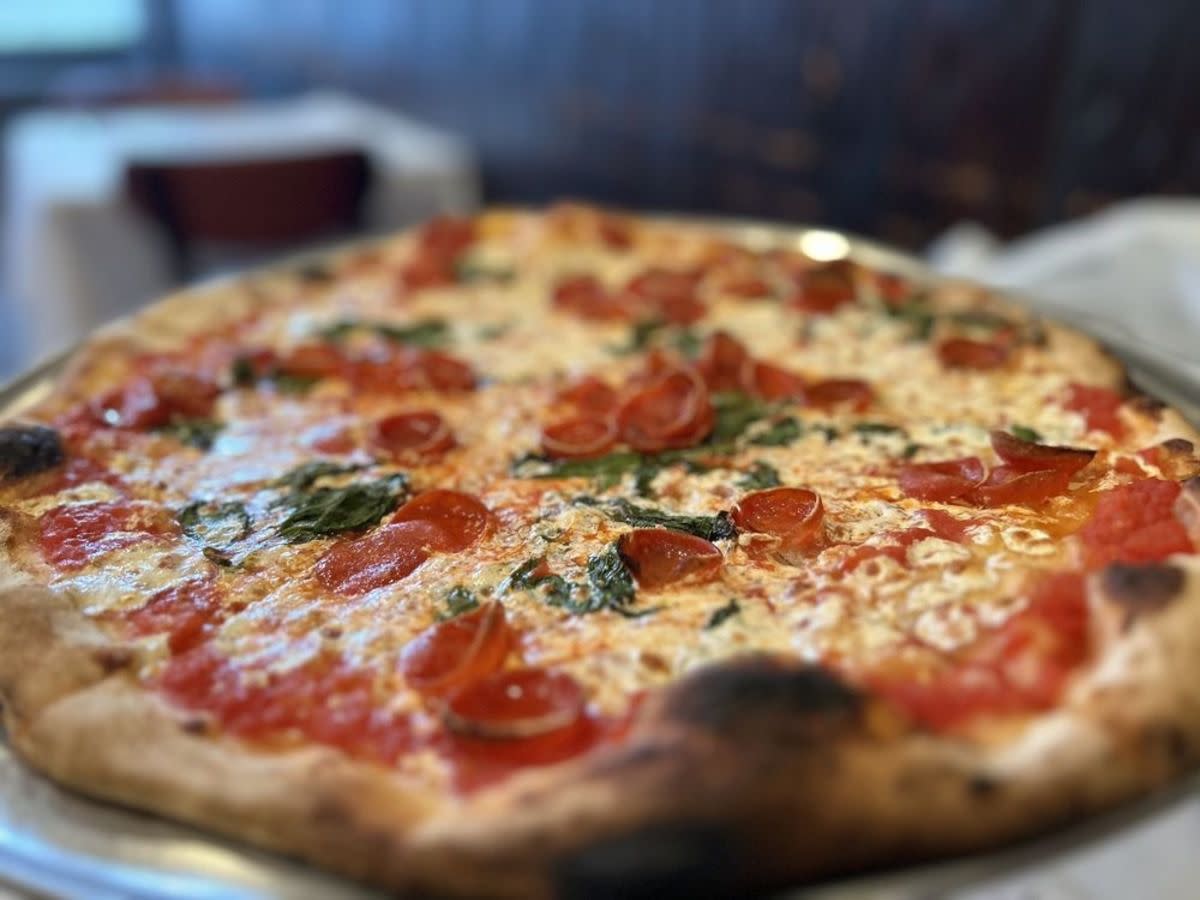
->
710, 392, 771, 444
277, 474, 407, 543
586, 544, 644, 616
886, 302, 935, 340
672, 327, 703, 358
853, 422, 903, 437
575, 496, 736, 542
749, 417, 803, 447
501, 557, 575, 608
737, 460, 781, 490
156, 419, 222, 450
441, 585, 480, 619
705, 598, 741, 630
902, 442, 922, 459
614, 319, 666, 355
179, 500, 250, 550
1011, 424, 1043, 443
454, 258, 515, 284
271, 372, 320, 394
950, 310, 1012, 331
317, 318, 448, 348
273, 461, 367, 492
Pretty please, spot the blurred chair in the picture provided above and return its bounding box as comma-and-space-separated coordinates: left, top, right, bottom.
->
124, 150, 372, 281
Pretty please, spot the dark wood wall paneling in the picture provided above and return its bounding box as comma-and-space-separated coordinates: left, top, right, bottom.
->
167, 0, 1200, 248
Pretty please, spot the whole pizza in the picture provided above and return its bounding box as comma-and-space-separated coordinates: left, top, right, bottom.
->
1, 204, 1198, 898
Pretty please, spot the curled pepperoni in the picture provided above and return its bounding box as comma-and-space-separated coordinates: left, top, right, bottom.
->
553, 275, 630, 321
1065, 383, 1126, 438
400, 603, 512, 696
444, 668, 585, 739
541, 417, 618, 459
970, 467, 1072, 508
417, 350, 477, 391
277, 344, 348, 380
697, 332, 750, 392
373, 411, 455, 459
315, 519, 448, 595
416, 215, 477, 258
741, 360, 807, 401
617, 529, 722, 589
791, 263, 857, 314
919, 508, 979, 543
392, 489, 493, 551
624, 269, 706, 324
990, 430, 1095, 476
304, 421, 358, 454
556, 376, 619, 414
617, 369, 713, 452
803, 378, 873, 412
731, 487, 825, 558
398, 253, 455, 290
92, 372, 219, 430
937, 338, 1009, 370
898, 458, 986, 502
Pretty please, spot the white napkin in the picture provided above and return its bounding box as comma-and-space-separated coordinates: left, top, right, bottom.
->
927, 198, 1200, 384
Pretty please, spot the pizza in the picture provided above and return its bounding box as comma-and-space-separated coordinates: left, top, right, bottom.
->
1, 203, 1199, 898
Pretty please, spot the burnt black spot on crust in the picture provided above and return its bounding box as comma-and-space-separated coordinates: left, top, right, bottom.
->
554, 823, 738, 900
1123, 381, 1167, 417
967, 774, 1001, 799
1101, 563, 1185, 629
1160, 438, 1195, 456
92, 647, 134, 672
295, 262, 335, 284
659, 657, 861, 739
0, 425, 63, 480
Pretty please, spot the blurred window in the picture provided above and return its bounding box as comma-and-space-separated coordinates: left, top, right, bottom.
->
0, 0, 145, 55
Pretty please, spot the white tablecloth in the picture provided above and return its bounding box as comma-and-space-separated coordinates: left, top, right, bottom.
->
1, 91, 480, 370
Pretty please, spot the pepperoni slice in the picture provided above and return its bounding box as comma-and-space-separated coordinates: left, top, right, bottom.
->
92, 372, 219, 430
398, 253, 455, 290
556, 376, 619, 414
698, 332, 750, 392
541, 417, 618, 460
392, 489, 494, 552
803, 378, 873, 412
741, 360, 807, 401
304, 421, 358, 454
127, 578, 223, 654
937, 338, 1009, 370
1079, 479, 1192, 569
373, 411, 455, 459
617, 369, 713, 452
416, 350, 477, 392
277, 344, 348, 381
969, 467, 1072, 508
38, 500, 174, 570
791, 264, 857, 314
315, 520, 449, 595
552, 275, 630, 321
416, 215, 477, 258
1065, 383, 1126, 438
731, 487, 825, 559
624, 269, 706, 325
919, 508, 979, 543
400, 603, 512, 696
990, 430, 1095, 476
898, 458, 986, 502
617, 529, 722, 588
445, 668, 585, 739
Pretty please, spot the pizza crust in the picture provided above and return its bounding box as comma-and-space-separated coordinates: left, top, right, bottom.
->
2, 551, 1199, 898
2, 221, 1200, 897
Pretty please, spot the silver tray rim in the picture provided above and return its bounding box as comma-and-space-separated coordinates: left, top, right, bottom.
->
0, 216, 1197, 900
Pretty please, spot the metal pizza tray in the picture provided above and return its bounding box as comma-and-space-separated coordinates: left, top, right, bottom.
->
1, 220, 1198, 900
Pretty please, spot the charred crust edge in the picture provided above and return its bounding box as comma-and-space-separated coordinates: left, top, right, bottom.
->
0, 425, 63, 481
1100, 563, 1185, 628
656, 656, 861, 737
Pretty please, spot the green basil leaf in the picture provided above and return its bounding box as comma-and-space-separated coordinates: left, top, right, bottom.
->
705, 598, 741, 630
737, 460, 782, 490
575, 496, 736, 542
749, 417, 803, 447
1011, 424, 1043, 443
277, 474, 407, 543
179, 500, 251, 550
316, 318, 448, 348
156, 418, 222, 451
441, 585, 480, 619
